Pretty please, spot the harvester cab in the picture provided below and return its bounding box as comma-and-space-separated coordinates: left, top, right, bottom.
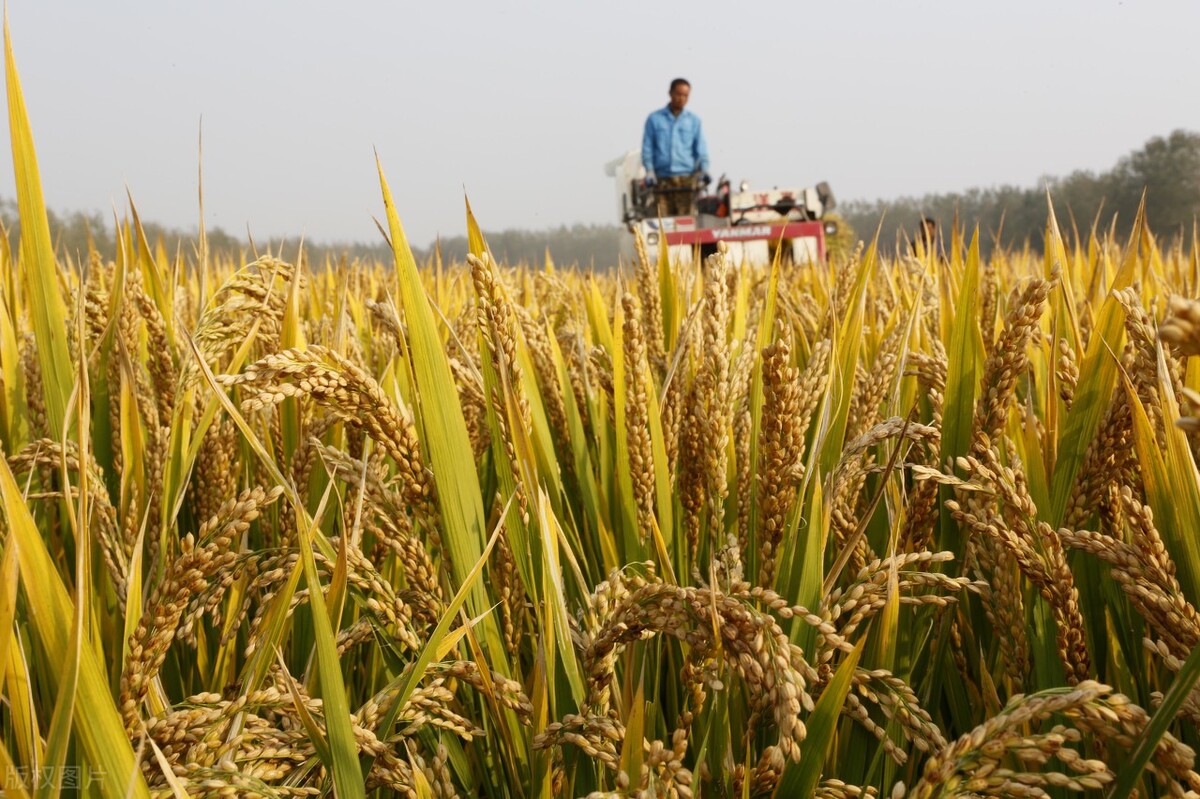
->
604, 149, 837, 267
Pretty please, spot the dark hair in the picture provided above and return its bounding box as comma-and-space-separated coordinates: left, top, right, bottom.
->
921, 216, 937, 228
669, 78, 690, 93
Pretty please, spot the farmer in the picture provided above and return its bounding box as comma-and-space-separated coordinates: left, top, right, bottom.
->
913, 216, 942, 259
642, 78, 711, 218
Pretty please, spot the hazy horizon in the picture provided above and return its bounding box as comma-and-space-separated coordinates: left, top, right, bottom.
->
1, 1, 1197, 249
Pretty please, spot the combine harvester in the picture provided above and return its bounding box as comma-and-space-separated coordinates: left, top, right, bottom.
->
605, 150, 838, 267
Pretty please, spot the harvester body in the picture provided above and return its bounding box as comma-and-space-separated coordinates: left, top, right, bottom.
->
605, 149, 837, 267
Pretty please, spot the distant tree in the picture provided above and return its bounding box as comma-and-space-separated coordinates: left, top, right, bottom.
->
1110, 129, 1200, 238
0, 202, 626, 272
843, 129, 1200, 255
427, 224, 623, 269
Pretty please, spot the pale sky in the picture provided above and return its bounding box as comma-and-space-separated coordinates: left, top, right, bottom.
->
1, 1, 1197, 249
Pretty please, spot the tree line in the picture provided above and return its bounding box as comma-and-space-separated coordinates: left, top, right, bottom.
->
0, 200, 623, 269
840, 128, 1200, 255
3, 128, 1196, 268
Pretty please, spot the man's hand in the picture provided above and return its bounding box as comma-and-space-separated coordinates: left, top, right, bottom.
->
644, 174, 657, 187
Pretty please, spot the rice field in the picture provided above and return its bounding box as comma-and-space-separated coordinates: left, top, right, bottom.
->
2, 22, 1200, 799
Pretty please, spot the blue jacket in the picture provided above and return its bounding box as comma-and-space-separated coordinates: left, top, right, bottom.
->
642, 106, 710, 178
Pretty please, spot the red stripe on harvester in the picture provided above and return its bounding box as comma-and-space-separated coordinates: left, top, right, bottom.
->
661, 221, 827, 260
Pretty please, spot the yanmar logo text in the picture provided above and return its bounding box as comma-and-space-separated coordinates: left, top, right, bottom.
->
710, 225, 772, 239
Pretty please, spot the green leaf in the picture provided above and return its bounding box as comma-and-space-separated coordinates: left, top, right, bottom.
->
938, 230, 984, 554
3, 627, 41, 779
0, 286, 27, 449
535, 489, 586, 710
0, 454, 149, 799
1125, 351, 1200, 606
37, 436, 87, 799
275, 649, 333, 767
0, 530, 18, 689
381, 510, 505, 739
1107, 642, 1200, 799
818, 241, 876, 476
940, 230, 983, 467
1152, 343, 1200, 604
294, 495, 365, 798
4, 13, 73, 440
619, 680, 646, 790
777, 638, 865, 795
1048, 226, 1139, 525
377, 159, 506, 670
0, 738, 31, 799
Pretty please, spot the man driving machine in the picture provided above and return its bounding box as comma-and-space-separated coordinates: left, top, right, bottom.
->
641, 78, 711, 218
